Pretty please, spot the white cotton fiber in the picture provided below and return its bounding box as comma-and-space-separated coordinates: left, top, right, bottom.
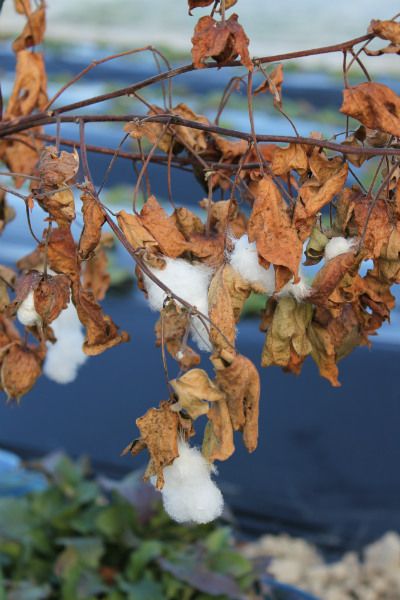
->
229, 235, 311, 300
16, 290, 41, 327
43, 302, 87, 384
324, 236, 357, 261
152, 439, 224, 524
279, 275, 311, 302
143, 257, 214, 352
229, 235, 275, 294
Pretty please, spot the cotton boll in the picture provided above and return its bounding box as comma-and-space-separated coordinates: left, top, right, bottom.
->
229, 235, 275, 294
16, 291, 41, 327
324, 236, 357, 261
143, 257, 214, 352
153, 439, 224, 524
43, 302, 87, 384
279, 276, 312, 302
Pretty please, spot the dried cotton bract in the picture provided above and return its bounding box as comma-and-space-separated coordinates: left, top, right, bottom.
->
143, 257, 214, 351
324, 236, 357, 261
152, 439, 224, 524
16, 290, 41, 327
43, 302, 87, 384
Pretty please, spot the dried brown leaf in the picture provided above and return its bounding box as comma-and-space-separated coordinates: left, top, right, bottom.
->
136, 403, 179, 488
6, 51, 47, 118
78, 190, 106, 260
340, 82, 400, 138
248, 176, 303, 287
140, 196, 188, 258
12, 2, 46, 52
33, 274, 70, 324
192, 14, 253, 70
1, 344, 42, 401
202, 398, 235, 462
170, 368, 224, 419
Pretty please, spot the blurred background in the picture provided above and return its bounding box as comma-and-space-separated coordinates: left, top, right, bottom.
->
1, 1, 400, 596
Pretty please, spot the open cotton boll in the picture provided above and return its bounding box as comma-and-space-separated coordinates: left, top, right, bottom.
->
16, 290, 41, 327
279, 275, 312, 302
43, 302, 87, 384
152, 439, 224, 524
324, 236, 357, 261
229, 234, 275, 294
143, 257, 214, 352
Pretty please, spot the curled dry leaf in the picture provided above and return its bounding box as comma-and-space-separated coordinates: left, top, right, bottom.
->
170, 368, 224, 419
71, 282, 129, 356
1, 134, 44, 188
192, 14, 253, 70
304, 226, 329, 266
271, 143, 308, 177
46, 226, 79, 279
309, 251, 357, 306
248, 176, 303, 287
1, 344, 42, 401
78, 190, 106, 260
295, 152, 348, 240
352, 196, 392, 259
202, 397, 235, 462
33, 274, 70, 324
254, 64, 284, 107
261, 296, 313, 374
155, 301, 200, 371
37, 145, 79, 187
340, 83, 400, 138
369, 19, 400, 44
6, 50, 47, 118
212, 353, 260, 453
117, 209, 158, 253
136, 403, 180, 488
12, 1, 45, 52
140, 196, 188, 258
208, 265, 243, 358
81, 236, 112, 302
125, 103, 209, 155
199, 198, 247, 238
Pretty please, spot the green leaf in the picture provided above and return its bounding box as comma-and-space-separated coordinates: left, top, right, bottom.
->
125, 540, 163, 581
209, 550, 253, 578
118, 578, 165, 600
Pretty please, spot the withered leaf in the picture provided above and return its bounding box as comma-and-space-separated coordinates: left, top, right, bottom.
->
309, 251, 357, 306
192, 14, 253, 70
82, 237, 111, 302
71, 282, 129, 356
271, 143, 308, 177
136, 403, 179, 488
340, 82, 400, 138
37, 145, 79, 187
2, 134, 43, 188
305, 226, 329, 265
78, 190, 106, 260
33, 274, 70, 324
208, 265, 237, 358
0, 190, 16, 234
47, 225, 79, 280
212, 353, 260, 453
140, 196, 188, 258
368, 19, 400, 44
170, 368, 224, 419
295, 152, 348, 240
117, 210, 158, 252
248, 176, 303, 287
155, 301, 200, 371
0, 266, 17, 312
199, 197, 247, 238
261, 296, 313, 372
172, 206, 205, 239
35, 189, 75, 225
1, 344, 42, 401
307, 321, 340, 387
12, 2, 46, 52
254, 64, 284, 107
6, 51, 47, 118
352, 196, 391, 258
202, 398, 234, 462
